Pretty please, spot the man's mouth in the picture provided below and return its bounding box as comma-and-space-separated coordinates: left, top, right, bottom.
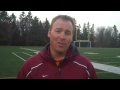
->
58, 42, 65, 46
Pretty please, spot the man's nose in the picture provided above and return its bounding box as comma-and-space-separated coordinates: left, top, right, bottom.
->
59, 32, 66, 39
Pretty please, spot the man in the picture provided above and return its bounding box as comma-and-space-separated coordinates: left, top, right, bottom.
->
17, 15, 97, 79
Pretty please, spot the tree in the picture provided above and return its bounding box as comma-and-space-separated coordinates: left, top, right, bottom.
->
0, 11, 11, 45
104, 27, 113, 47
90, 24, 95, 47
0, 11, 10, 22
117, 33, 120, 47
25, 11, 33, 45
29, 16, 40, 46
95, 26, 105, 47
76, 24, 81, 40
19, 11, 27, 45
111, 25, 118, 47
82, 23, 88, 40
73, 18, 77, 41
42, 18, 50, 45
8, 13, 20, 45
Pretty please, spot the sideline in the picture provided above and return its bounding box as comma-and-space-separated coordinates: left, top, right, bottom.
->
92, 62, 120, 75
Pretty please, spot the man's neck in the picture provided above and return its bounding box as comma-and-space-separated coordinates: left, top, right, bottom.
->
50, 47, 66, 61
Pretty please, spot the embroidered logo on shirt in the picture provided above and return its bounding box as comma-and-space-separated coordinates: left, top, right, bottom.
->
42, 75, 48, 77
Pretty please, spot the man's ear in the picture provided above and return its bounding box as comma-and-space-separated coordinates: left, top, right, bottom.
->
70, 39, 73, 43
48, 29, 50, 38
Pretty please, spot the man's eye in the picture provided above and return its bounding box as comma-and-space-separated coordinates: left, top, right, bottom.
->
56, 30, 60, 32
66, 31, 71, 35
55, 28, 61, 33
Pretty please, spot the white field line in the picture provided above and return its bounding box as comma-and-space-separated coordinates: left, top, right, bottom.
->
83, 52, 99, 54
20, 47, 39, 52
86, 56, 118, 58
0, 77, 16, 79
117, 56, 120, 58
12, 52, 25, 61
94, 61, 120, 64
13, 52, 34, 53
101, 62, 120, 64
95, 57, 117, 58
96, 72, 111, 74
92, 62, 120, 75
22, 52, 33, 56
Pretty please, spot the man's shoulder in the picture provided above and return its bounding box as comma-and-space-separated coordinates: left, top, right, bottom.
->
25, 52, 43, 64
76, 54, 89, 60
74, 54, 91, 64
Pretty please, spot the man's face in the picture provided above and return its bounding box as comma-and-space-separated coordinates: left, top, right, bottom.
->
48, 18, 73, 53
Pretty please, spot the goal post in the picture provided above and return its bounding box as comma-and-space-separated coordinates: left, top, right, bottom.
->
74, 22, 91, 48
73, 40, 91, 48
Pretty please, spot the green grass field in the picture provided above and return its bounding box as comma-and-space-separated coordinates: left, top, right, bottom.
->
0, 46, 120, 79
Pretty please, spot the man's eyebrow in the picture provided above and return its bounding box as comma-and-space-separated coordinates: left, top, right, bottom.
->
55, 28, 62, 30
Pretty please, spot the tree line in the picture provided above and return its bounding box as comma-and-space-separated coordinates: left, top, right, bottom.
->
0, 11, 120, 47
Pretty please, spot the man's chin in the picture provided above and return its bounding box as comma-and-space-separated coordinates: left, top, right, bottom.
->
56, 49, 65, 54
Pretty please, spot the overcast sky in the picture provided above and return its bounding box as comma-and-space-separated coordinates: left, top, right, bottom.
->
7, 11, 120, 32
